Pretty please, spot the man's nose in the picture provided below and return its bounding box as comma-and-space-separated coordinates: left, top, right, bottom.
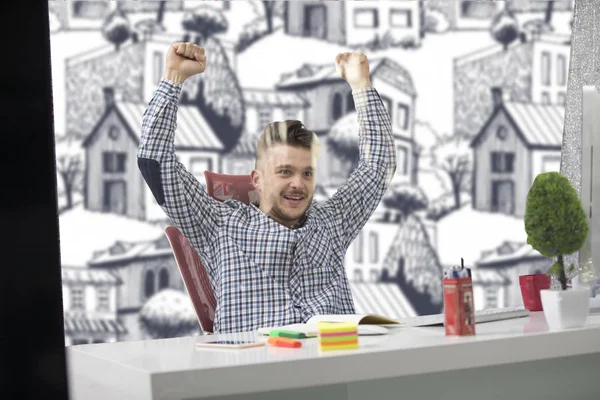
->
289, 174, 303, 189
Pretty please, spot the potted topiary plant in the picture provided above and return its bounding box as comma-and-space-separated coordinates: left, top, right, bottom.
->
524, 172, 590, 330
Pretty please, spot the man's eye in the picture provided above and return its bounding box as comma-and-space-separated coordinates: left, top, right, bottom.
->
304, 172, 313, 177
279, 170, 290, 175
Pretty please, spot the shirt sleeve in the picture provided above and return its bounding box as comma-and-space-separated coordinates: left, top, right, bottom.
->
137, 79, 233, 263
324, 87, 397, 249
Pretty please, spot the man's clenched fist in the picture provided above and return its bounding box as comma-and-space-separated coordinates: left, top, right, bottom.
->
163, 42, 206, 84
335, 52, 371, 90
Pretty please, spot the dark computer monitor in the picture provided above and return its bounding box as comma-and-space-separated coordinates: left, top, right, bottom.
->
0, 1, 69, 399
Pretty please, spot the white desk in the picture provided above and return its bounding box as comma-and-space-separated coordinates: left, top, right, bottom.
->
67, 311, 600, 400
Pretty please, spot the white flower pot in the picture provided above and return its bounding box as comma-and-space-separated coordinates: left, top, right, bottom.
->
540, 287, 591, 330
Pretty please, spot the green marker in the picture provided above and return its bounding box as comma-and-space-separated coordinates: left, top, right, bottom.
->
269, 330, 307, 339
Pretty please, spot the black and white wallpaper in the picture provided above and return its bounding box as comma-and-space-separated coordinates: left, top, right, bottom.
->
48, 0, 598, 346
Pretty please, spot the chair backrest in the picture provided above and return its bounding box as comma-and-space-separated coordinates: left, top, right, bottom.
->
164, 172, 256, 334
204, 171, 258, 205
164, 225, 217, 334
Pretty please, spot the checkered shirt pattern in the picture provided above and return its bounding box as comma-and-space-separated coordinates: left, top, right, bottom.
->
138, 79, 396, 334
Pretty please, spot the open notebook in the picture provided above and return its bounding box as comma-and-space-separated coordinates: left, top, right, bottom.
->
258, 314, 402, 337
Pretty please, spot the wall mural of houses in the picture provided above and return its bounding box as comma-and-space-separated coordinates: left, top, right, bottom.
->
48, 0, 597, 345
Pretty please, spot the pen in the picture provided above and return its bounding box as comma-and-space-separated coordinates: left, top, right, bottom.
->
268, 337, 302, 348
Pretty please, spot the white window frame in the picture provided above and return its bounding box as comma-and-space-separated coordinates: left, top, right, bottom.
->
354, 8, 378, 28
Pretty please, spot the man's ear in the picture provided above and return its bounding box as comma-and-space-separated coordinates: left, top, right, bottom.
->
250, 169, 261, 191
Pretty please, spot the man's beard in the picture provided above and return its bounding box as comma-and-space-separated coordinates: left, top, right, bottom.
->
271, 195, 312, 223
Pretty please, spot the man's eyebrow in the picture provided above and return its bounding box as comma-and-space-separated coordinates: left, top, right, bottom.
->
275, 164, 314, 171
275, 164, 293, 170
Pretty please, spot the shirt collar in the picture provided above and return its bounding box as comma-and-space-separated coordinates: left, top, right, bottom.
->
250, 203, 309, 230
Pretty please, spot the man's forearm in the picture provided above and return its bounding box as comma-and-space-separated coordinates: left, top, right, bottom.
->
138, 79, 182, 163
353, 87, 397, 179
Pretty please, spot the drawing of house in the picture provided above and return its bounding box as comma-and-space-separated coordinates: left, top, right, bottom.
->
143, 33, 237, 103
434, 203, 529, 311
349, 210, 402, 284
377, 212, 444, 315
276, 57, 417, 188
507, 0, 574, 13
431, 0, 504, 30
470, 87, 563, 217
431, 1, 573, 31
349, 282, 417, 319
243, 88, 309, 133
531, 34, 571, 105
62, 267, 127, 345
47, 0, 184, 31
65, 32, 236, 139
475, 241, 552, 309
453, 34, 570, 137
469, 267, 510, 311
221, 88, 309, 175
225, 133, 259, 176
82, 87, 224, 222
86, 233, 419, 340
283, 1, 422, 47
87, 235, 186, 341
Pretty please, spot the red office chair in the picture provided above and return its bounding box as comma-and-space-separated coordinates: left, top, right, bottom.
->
165, 172, 256, 334
204, 171, 258, 205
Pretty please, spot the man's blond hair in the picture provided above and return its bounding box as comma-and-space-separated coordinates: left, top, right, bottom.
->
255, 120, 321, 169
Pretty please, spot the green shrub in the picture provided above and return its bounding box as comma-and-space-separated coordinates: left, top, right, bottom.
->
524, 172, 589, 290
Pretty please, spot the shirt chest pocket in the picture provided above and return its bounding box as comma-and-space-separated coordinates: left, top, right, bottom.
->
300, 229, 334, 271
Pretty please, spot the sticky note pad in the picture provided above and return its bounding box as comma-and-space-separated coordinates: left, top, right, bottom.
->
317, 322, 359, 351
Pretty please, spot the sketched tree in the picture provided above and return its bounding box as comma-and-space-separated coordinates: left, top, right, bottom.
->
327, 112, 360, 177
156, 0, 167, 24
380, 185, 443, 315
182, 6, 228, 45
430, 134, 472, 210
382, 184, 428, 222
55, 135, 84, 212
545, 0, 555, 25
183, 36, 245, 153
139, 289, 200, 339
260, 1, 283, 33
490, 8, 520, 51
101, 7, 132, 51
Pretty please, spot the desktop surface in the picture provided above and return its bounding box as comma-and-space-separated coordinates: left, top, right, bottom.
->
67, 311, 600, 400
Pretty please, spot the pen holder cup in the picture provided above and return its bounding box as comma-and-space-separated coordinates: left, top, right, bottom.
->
519, 274, 551, 311
443, 277, 476, 336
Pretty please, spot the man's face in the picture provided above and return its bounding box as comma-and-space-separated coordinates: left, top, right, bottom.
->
251, 144, 317, 227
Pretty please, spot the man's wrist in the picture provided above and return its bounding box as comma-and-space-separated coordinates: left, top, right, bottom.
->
350, 79, 372, 91
162, 69, 186, 85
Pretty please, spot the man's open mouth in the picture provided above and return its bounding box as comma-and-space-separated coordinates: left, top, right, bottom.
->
283, 195, 304, 205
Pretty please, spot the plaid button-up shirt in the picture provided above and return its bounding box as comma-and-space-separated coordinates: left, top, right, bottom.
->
138, 79, 396, 334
